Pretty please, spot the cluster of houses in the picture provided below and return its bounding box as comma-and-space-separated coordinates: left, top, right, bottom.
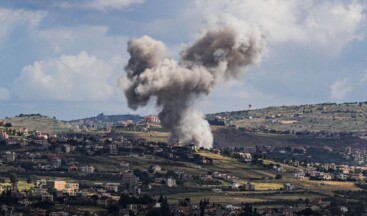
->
1, 116, 367, 215
292, 162, 367, 181
0, 151, 17, 163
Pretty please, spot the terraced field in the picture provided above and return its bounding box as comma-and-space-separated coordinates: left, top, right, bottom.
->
2, 115, 72, 134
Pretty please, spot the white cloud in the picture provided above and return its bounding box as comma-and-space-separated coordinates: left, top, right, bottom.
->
0, 12, 129, 102
57, 0, 144, 11
85, 0, 144, 11
330, 78, 352, 100
304, 1, 364, 48
15, 51, 116, 101
195, 0, 365, 51
0, 86, 10, 100
0, 7, 46, 41
36, 25, 128, 58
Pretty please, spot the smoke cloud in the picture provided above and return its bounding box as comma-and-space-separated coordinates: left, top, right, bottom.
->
120, 26, 265, 148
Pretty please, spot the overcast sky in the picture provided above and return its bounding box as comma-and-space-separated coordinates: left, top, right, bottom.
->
0, 0, 367, 120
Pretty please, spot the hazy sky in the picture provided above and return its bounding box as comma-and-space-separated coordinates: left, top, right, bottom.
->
0, 0, 367, 120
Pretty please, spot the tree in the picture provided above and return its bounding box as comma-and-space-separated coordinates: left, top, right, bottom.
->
165, 170, 178, 178
9, 173, 18, 192
160, 195, 170, 216
299, 207, 316, 216
107, 204, 119, 214
241, 203, 256, 216
305, 198, 310, 206
275, 174, 283, 180
90, 194, 99, 201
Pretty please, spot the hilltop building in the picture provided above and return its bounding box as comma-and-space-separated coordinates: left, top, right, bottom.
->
144, 115, 160, 124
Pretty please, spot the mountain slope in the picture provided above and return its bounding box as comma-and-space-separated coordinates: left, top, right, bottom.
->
2, 114, 72, 134
67, 113, 143, 125
208, 102, 367, 134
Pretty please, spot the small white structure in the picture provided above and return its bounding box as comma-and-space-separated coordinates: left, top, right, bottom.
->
167, 178, 176, 187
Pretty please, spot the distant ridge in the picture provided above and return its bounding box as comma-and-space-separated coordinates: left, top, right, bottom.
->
1, 114, 72, 134
67, 113, 144, 124
207, 101, 367, 134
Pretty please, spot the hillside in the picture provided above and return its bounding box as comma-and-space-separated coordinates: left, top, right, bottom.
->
2, 114, 72, 134
211, 126, 367, 150
208, 102, 367, 134
67, 113, 143, 126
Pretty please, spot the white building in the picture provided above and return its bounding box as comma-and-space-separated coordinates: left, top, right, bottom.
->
105, 183, 120, 192
167, 178, 176, 187
6, 152, 16, 162
80, 165, 95, 173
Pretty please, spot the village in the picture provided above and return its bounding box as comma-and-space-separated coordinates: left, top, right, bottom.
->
0, 115, 367, 215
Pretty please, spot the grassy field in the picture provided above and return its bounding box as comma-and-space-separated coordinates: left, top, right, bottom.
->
0, 165, 19, 172
209, 102, 367, 134
291, 179, 361, 195
110, 155, 207, 175
167, 192, 264, 204
2, 115, 72, 134
0, 180, 34, 191
73, 205, 106, 212
211, 125, 367, 150
211, 126, 296, 148
65, 153, 207, 176
251, 182, 284, 190
198, 151, 276, 179
196, 151, 361, 197
261, 159, 298, 172
115, 130, 169, 142
167, 191, 320, 204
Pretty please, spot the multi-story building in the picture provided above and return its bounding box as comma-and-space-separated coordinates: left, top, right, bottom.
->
109, 144, 118, 155
80, 165, 95, 173
167, 178, 176, 187
66, 183, 79, 191
6, 152, 16, 162
105, 183, 120, 193
47, 180, 67, 191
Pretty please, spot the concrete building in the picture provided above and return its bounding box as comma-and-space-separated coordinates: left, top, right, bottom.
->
66, 183, 79, 191
284, 183, 295, 191
80, 165, 95, 173
6, 152, 16, 162
105, 183, 120, 193
47, 180, 67, 191
144, 115, 161, 124
244, 182, 255, 191
109, 144, 118, 155
41, 195, 54, 202
242, 147, 257, 153
167, 178, 176, 187
121, 172, 140, 194
239, 153, 252, 162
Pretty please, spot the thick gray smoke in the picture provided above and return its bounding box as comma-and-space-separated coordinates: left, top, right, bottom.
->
120, 26, 265, 148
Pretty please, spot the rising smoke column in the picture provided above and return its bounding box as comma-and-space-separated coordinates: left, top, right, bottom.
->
120, 26, 265, 148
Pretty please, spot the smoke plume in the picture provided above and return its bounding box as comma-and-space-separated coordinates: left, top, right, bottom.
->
120, 26, 265, 148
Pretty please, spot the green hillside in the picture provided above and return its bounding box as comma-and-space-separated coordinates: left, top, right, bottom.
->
208, 102, 367, 134
2, 114, 73, 134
